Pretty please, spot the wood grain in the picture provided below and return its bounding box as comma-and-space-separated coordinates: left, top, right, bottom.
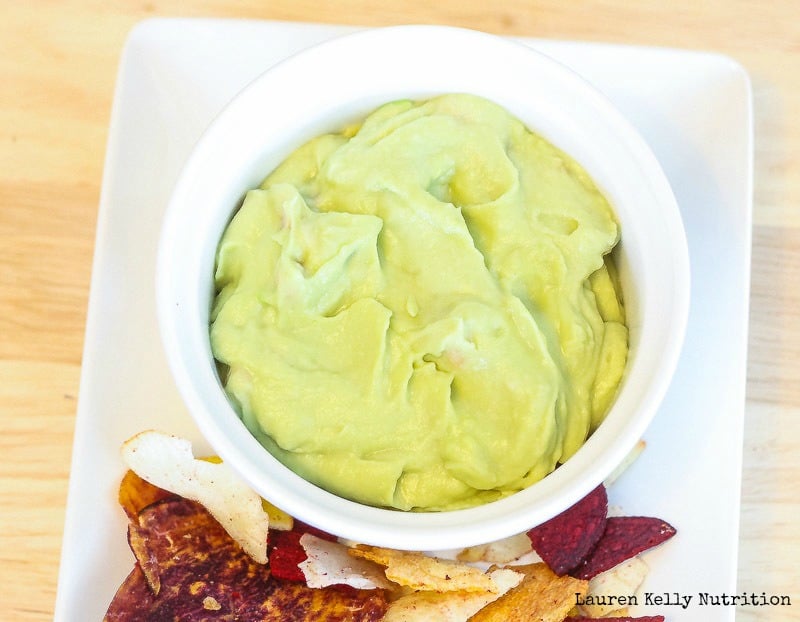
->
1, 1, 798, 620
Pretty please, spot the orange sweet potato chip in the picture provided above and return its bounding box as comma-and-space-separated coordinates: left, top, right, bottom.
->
118, 469, 173, 520
467, 563, 587, 622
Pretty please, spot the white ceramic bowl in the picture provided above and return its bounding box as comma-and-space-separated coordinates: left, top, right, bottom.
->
157, 25, 690, 551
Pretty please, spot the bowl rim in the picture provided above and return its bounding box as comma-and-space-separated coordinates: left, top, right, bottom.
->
156, 24, 690, 550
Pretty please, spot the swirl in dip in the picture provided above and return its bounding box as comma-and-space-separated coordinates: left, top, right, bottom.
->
210, 94, 627, 511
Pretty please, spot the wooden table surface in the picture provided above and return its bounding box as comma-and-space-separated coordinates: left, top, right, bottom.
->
1, 1, 797, 620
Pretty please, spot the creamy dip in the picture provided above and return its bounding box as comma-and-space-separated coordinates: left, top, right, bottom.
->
210, 94, 627, 511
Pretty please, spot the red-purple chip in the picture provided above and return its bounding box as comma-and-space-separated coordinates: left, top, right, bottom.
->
105, 498, 388, 620
269, 529, 308, 582
268, 522, 337, 583
527, 484, 608, 575
571, 516, 677, 580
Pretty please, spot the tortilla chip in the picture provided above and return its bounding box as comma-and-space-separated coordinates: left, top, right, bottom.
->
467, 563, 587, 622
382, 590, 494, 622
381, 568, 522, 622
104, 498, 388, 621
121, 430, 269, 563
350, 545, 500, 593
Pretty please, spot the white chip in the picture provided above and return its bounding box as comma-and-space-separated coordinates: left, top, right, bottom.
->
121, 430, 269, 564
457, 533, 533, 564
298, 533, 393, 590
581, 556, 649, 617
487, 567, 525, 593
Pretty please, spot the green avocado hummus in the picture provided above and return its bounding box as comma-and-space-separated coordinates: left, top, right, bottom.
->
210, 94, 628, 511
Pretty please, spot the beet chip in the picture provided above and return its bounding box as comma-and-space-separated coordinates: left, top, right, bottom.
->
104, 499, 388, 621
269, 521, 337, 583
527, 484, 608, 575
571, 516, 677, 580
270, 529, 309, 582
564, 616, 665, 621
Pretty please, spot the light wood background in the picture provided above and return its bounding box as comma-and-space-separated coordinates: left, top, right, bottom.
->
1, 1, 797, 620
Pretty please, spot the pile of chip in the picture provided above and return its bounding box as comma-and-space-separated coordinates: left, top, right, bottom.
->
104, 431, 676, 621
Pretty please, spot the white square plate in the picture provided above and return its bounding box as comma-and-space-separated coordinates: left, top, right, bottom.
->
55, 18, 751, 621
